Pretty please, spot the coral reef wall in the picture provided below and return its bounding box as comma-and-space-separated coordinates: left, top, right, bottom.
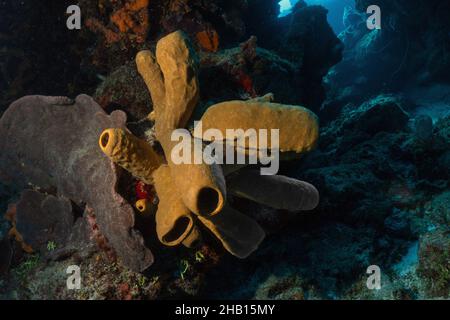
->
1, 0, 449, 300
0, 0, 342, 117
0, 0, 98, 113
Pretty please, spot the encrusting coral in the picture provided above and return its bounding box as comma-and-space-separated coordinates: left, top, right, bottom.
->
110, 0, 149, 38
196, 29, 220, 52
99, 30, 320, 259
86, 0, 150, 45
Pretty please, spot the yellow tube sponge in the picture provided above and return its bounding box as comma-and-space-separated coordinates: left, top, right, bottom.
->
153, 165, 199, 246
155, 30, 200, 131
135, 199, 156, 216
135, 50, 166, 120
196, 100, 319, 153
164, 137, 227, 217
181, 224, 202, 249
227, 169, 320, 211
99, 128, 164, 184
136, 31, 226, 217
153, 166, 263, 256
198, 205, 265, 259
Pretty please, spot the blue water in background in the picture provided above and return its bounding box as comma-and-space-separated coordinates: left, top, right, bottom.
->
279, 0, 355, 34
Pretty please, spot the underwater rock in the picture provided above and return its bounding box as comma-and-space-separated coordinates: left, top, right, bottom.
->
0, 237, 12, 276
279, 5, 343, 71
5, 189, 97, 261
413, 115, 433, 143
0, 0, 342, 117
402, 114, 450, 182
302, 163, 384, 222
13, 190, 74, 255
81, 0, 155, 72
423, 192, 450, 233
81, 0, 249, 73
196, 30, 220, 53
247, 4, 343, 111
299, 94, 425, 229
4, 203, 32, 254
94, 62, 154, 121
282, 85, 450, 298
329, 0, 450, 104
85, 0, 150, 46
384, 208, 413, 238
0, 95, 153, 272
244, 0, 280, 48
343, 95, 410, 135
433, 115, 450, 152
437, 151, 450, 180
109, 0, 150, 42
303, 126, 426, 225
199, 39, 299, 105
254, 274, 306, 300
417, 229, 450, 298
321, 95, 410, 146
302, 224, 376, 296
200, 3, 343, 112
160, 0, 247, 47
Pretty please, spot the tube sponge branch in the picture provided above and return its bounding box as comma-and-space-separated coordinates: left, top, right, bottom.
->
198, 205, 265, 259
153, 165, 201, 247
155, 31, 200, 131
135, 199, 155, 216
197, 100, 319, 153
227, 169, 320, 212
136, 30, 226, 217
159, 137, 227, 217
99, 128, 164, 184
135, 50, 166, 121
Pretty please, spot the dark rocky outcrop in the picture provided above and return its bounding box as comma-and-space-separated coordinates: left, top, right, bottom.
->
326, 0, 450, 108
